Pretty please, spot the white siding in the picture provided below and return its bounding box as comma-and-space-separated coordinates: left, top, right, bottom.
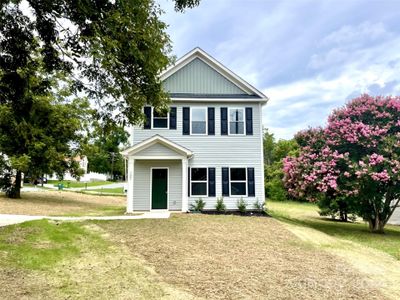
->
133, 160, 182, 211
133, 101, 264, 210
134, 142, 180, 157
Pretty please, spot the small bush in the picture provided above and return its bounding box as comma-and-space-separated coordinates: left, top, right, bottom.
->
253, 199, 264, 212
236, 197, 247, 214
215, 197, 226, 213
265, 178, 287, 201
190, 198, 206, 212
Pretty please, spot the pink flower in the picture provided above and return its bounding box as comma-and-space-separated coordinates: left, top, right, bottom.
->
371, 170, 390, 182
369, 153, 384, 166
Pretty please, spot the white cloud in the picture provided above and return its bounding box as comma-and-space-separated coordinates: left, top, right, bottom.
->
319, 22, 390, 47
264, 41, 400, 139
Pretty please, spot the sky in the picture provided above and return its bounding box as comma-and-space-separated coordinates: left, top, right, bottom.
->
160, 0, 400, 139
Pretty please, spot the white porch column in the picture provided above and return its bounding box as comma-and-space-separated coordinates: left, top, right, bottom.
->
181, 158, 189, 212
127, 157, 135, 213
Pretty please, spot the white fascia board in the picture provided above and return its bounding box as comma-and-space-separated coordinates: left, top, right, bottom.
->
121, 135, 193, 158
170, 97, 269, 103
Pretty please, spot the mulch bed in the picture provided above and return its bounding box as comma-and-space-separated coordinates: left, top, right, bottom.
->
190, 210, 271, 217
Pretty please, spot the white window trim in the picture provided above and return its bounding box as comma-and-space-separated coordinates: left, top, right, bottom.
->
152, 107, 170, 129
229, 167, 247, 197
190, 107, 208, 135
190, 167, 208, 197
228, 107, 246, 136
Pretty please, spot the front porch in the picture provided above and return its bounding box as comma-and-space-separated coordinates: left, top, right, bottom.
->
121, 135, 193, 213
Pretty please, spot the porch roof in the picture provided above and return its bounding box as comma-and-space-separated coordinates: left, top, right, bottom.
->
120, 135, 193, 158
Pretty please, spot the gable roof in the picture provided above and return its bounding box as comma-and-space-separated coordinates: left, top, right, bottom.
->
160, 48, 268, 101
120, 135, 193, 158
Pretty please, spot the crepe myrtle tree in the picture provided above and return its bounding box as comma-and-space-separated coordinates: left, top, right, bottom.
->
283, 95, 400, 233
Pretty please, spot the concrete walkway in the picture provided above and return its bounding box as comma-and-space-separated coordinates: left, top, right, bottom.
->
0, 212, 170, 227
42, 182, 126, 191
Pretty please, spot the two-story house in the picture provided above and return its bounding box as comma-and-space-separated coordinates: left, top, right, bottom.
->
121, 48, 268, 212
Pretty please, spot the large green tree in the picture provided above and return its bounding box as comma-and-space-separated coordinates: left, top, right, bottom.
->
0, 0, 199, 197
263, 129, 298, 201
1, 0, 199, 125
0, 58, 91, 197
83, 124, 129, 180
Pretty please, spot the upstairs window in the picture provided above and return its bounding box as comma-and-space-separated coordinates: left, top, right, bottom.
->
229, 108, 245, 135
230, 168, 247, 196
191, 107, 207, 135
191, 168, 208, 196
153, 108, 169, 129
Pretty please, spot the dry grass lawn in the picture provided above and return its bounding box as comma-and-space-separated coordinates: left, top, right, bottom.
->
96, 215, 384, 300
0, 193, 396, 299
0, 191, 126, 216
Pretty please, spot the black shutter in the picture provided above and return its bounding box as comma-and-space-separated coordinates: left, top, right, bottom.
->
183, 107, 190, 135
144, 106, 152, 129
188, 167, 191, 196
246, 107, 253, 135
170, 107, 177, 129
222, 167, 229, 196
221, 107, 228, 135
208, 107, 215, 135
208, 168, 216, 197
247, 167, 255, 196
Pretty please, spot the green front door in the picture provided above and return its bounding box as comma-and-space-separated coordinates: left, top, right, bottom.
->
151, 168, 168, 209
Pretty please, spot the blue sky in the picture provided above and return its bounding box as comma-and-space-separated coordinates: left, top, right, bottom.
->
160, 0, 400, 139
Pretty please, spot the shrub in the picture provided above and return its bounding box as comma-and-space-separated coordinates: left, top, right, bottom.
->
215, 197, 226, 213
265, 177, 287, 201
236, 197, 247, 214
190, 198, 206, 212
253, 199, 264, 212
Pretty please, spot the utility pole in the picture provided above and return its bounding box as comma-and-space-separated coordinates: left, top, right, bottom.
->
110, 152, 116, 181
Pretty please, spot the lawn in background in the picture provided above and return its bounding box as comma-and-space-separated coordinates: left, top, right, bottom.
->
47, 180, 113, 188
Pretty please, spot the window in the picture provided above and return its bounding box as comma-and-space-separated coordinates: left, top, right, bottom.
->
230, 168, 247, 196
191, 107, 207, 134
229, 108, 245, 135
191, 168, 208, 196
153, 108, 169, 128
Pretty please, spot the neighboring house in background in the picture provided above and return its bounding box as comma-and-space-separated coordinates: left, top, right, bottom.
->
121, 48, 268, 212
48, 156, 107, 182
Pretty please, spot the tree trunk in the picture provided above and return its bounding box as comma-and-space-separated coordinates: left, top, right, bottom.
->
368, 217, 385, 234
338, 201, 348, 222
9, 170, 22, 199
339, 209, 348, 222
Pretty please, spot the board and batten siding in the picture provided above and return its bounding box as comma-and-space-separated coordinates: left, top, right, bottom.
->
133, 160, 182, 211
132, 102, 264, 210
163, 58, 247, 95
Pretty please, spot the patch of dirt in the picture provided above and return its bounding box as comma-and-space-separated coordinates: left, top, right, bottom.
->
0, 268, 57, 300
284, 223, 400, 300
97, 214, 384, 300
0, 191, 125, 216
1, 226, 40, 245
